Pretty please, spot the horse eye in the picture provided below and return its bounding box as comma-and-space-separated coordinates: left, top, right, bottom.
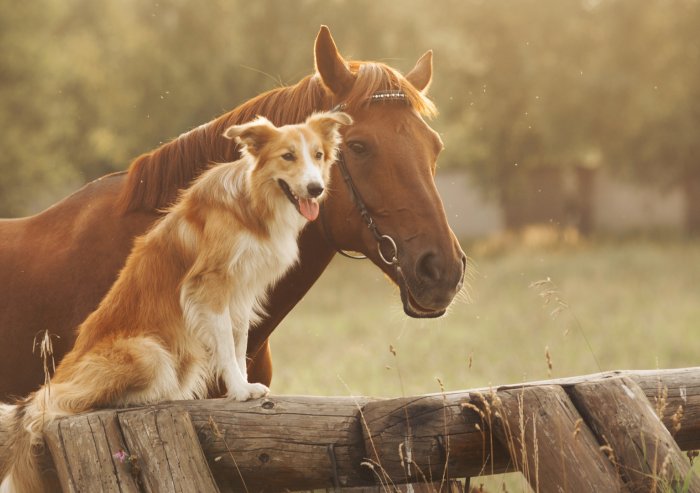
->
281, 152, 295, 162
315, 151, 324, 160
347, 141, 367, 155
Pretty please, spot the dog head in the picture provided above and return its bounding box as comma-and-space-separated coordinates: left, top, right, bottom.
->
223, 112, 352, 221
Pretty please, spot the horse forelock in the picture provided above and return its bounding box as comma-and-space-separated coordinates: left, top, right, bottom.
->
344, 61, 438, 118
117, 59, 435, 213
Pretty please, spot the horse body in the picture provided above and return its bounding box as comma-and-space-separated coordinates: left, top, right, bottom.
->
0, 174, 157, 397
0, 26, 466, 399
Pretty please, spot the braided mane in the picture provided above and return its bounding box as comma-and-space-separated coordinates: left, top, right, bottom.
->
117, 61, 436, 213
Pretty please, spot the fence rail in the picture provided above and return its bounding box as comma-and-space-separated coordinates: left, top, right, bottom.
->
1, 367, 699, 492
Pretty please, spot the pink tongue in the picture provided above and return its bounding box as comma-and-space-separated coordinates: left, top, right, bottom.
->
298, 198, 320, 221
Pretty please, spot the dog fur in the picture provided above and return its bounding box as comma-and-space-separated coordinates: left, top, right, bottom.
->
0, 111, 352, 492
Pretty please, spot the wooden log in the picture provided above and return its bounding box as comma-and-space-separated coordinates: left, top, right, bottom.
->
479, 385, 628, 493
118, 406, 219, 493
44, 410, 140, 493
361, 393, 509, 484
570, 376, 700, 492
184, 395, 375, 491
2, 367, 699, 490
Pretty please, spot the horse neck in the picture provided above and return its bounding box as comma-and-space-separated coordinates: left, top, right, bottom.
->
248, 221, 336, 349
117, 76, 330, 214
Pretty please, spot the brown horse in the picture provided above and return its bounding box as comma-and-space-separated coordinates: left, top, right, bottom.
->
0, 26, 466, 399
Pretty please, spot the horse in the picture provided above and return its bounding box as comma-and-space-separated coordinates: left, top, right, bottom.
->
0, 26, 466, 399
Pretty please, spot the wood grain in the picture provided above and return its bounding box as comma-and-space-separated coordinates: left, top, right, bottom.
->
570, 376, 700, 492
482, 385, 628, 493
44, 410, 140, 492
118, 406, 219, 493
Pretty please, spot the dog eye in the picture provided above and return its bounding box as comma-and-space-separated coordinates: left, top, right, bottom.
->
315, 151, 323, 160
347, 141, 367, 155
281, 152, 295, 162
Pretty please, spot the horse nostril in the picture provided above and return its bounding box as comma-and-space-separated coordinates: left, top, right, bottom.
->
307, 183, 324, 198
459, 252, 467, 284
417, 252, 442, 284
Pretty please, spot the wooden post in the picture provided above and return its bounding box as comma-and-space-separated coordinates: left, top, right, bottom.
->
44, 410, 140, 493
118, 406, 219, 493
475, 385, 628, 493
570, 376, 700, 492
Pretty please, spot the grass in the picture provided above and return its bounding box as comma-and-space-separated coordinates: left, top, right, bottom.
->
271, 237, 700, 397
269, 236, 700, 491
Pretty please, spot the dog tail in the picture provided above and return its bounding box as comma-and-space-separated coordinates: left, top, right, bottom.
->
0, 389, 55, 493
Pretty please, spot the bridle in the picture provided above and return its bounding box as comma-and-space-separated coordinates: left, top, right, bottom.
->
319, 90, 408, 269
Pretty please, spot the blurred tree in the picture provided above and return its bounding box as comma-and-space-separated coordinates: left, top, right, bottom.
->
591, 0, 700, 233
1, 0, 698, 234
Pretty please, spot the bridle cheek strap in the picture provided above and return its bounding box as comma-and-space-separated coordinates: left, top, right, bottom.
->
320, 90, 409, 266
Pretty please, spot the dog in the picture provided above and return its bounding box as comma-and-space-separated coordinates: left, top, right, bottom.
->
0, 110, 352, 492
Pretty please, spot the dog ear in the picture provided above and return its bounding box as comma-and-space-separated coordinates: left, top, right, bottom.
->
223, 117, 278, 156
306, 111, 353, 143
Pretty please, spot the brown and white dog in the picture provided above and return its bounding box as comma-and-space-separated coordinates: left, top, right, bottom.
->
0, 111, 352, 492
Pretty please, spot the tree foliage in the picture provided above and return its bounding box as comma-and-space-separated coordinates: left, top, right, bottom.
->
0, 0, 698, 220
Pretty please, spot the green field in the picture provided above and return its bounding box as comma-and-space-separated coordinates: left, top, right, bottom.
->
271, 238, 700, 397
270, 237, 700, 491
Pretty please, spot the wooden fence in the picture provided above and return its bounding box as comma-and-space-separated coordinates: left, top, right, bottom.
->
1, 367, 699, 492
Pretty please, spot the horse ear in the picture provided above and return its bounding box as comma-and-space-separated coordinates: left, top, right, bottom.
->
223, 117, 278, 156
314, 25, 354, 97
405, 50, 433, 94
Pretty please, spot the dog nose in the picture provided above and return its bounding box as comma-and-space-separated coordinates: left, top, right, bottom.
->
307, 182, 324, 198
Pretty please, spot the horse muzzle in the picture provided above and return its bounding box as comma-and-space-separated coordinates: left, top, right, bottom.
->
396, 249, 467, 319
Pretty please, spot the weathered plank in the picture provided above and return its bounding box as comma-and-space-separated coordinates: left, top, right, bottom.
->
570, 376, 700, 492
119, 406, 219, 493
361, 393, 509, 484
44, 410, 140, 493
479, 385, 628, 493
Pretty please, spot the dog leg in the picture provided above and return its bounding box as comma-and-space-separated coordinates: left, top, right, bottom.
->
215, 318, 268, 401
233, 316, 251, 378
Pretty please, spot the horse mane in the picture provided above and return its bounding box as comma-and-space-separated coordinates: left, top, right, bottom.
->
117, 61, 437, 213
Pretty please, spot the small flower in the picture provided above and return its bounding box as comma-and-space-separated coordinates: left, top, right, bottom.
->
113, 449, 128, 463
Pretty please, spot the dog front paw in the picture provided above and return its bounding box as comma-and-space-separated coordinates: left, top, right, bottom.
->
227, 382, 270, 401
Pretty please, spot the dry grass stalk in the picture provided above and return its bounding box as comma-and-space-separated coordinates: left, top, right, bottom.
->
33, 330, 58, 391
544, 346, 553, 377
467, 391, 497, 476
572, 418, 583, 441
33, 330, 59, 427
435, 377, 451, 492
670, 404, 684, 437
529, 277, 601, 370
655, 379, 669, 420
208, 416, 249, 493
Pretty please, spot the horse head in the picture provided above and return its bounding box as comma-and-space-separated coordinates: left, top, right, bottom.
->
313, 27, 467, 318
